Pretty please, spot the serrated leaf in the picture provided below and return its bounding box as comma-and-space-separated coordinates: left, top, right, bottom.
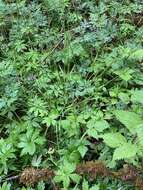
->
114, 110, 143, 133
101, 132, 127, 148
113, 143, 138, 160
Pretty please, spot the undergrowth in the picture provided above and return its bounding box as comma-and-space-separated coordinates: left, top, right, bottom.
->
0, 0, 143, 189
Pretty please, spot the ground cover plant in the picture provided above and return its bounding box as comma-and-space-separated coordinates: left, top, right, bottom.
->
0, 0, 143, 189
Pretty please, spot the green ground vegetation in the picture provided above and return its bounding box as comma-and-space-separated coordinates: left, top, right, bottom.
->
0, 0, 143, 189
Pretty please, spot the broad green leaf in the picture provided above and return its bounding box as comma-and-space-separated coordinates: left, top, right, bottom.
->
63, 176, 70, 189
32, 155, 42, 167
27, 142, 36, 155
63, 161, 76, 174
135, 124, 143, 146
114, 110, 143, 133
113, 143, 138, 160
60, 120, 70, 129
78, 145, 88, 158
94, 120, 110, 132
70, 173, 81, 183
87, 119, 109, 138
0, 99, 6, 109
118, 92, 130, 103
130, 49, 143, 61
82, 179, 89, 190
90, 185, 100, 190
37, 181, 45, 190
20, 142, 36, 155
87, 128, 98, 139
114, 69, 134, 81
131, 90, 143, 104
35, 136, 45, 145
101, 132, 127, 148
0, 182, 11, 190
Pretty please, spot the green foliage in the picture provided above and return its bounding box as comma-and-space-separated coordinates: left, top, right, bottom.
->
101, 133, 127, 148
114, 110, 143, 133
54, 161, 81, 189
101, 111, 143, 162
113, 143, 138, 161
131, 90, 143, 104
130, 49, 143, 61
82, 179, 100, 190
0, 0, 143, 189
0, 182, 11, 190
87, 119, 110, 139
0, 139, 15, 174
18, 128, 45, 156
